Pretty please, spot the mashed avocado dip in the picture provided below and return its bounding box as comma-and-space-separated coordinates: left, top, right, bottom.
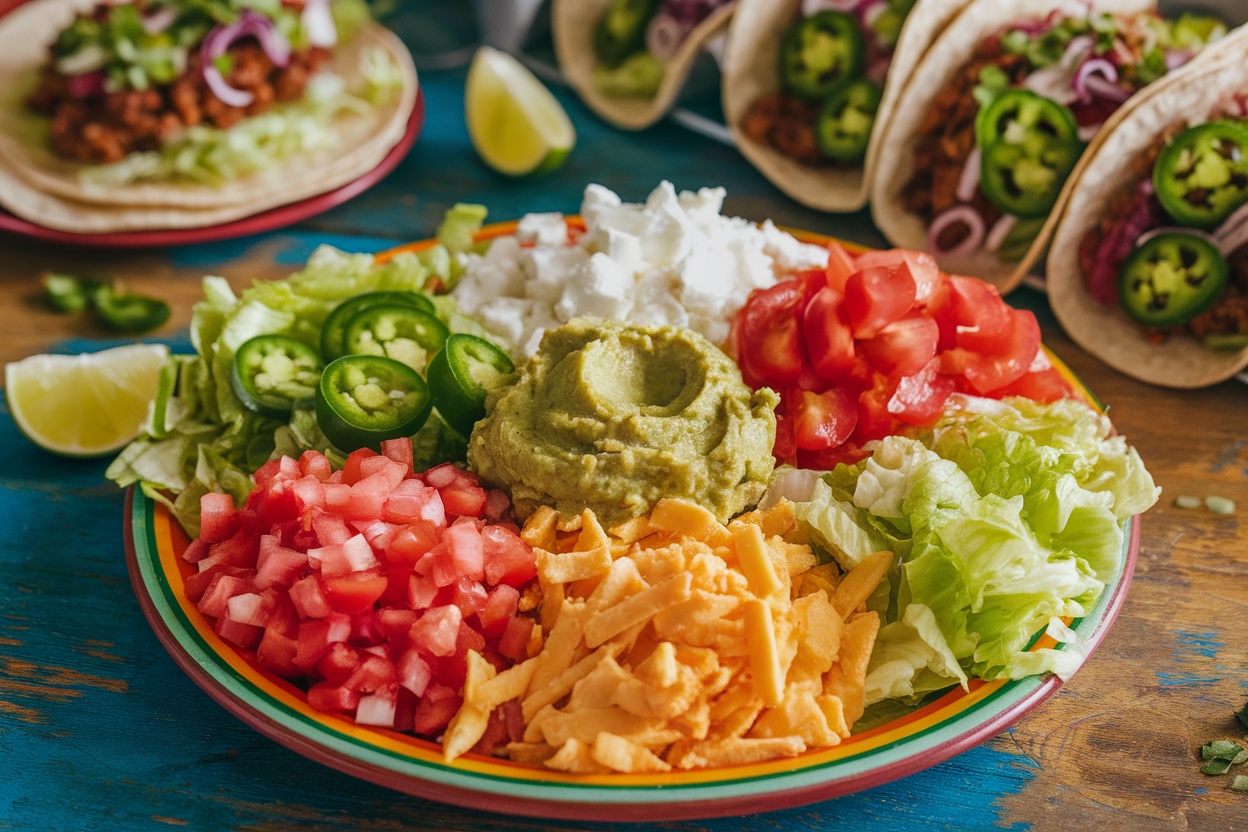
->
467, 317, 778, 526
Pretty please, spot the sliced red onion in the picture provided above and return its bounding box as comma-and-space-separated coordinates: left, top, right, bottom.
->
985, 214, 1018, 253
956, 145, 981, 203
201, 11, 291, 108
141, 6, 177, 34
66, 70, 106, 98
1078, 121, 1101, 141
1023, 64, 1078, 104
1164, 48, 1193, 71
646, 12, 690, 62
1060, 34, 1094, 70
1074, 58, 1127, 103
1136, 226, 1218, 248
928, 205, 987, 256
301, 0, 338, 49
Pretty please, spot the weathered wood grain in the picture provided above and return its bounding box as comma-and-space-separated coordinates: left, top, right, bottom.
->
2, 22, 1246, 832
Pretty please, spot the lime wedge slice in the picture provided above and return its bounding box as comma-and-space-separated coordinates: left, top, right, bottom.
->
5, 343, 170, 457
465, 46, 576, 176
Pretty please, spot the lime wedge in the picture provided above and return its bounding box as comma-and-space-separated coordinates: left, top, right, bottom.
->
465, 46, 576, 176
5, 343, 170, 457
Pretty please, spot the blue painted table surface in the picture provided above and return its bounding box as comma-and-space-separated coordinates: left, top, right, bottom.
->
2, 5, 1248, 831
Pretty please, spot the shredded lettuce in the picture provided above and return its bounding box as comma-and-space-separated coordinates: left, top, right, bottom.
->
791, 395, 1158, 704
106, 213, 495, 536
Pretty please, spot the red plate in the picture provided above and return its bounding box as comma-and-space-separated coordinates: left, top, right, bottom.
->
0, 88, 424, 249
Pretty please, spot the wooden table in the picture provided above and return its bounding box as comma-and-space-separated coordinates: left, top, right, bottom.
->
3, 13, 1247, 832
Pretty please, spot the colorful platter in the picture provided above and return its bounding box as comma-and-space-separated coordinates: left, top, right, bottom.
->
123, 227, 1140, 821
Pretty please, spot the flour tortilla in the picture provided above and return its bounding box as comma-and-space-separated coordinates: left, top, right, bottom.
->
552, 0, 735, 131
1047, 35, 1248, 389
0, 0, 416, 215
720, 0, 971, 213
868, 0, 1154, 292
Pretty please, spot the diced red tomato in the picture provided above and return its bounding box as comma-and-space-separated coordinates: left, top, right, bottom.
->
198, 492, 239, 544
859, 313, 939, 377
825, 241, 858, 292
790, 388, 858, 452
844, 266, 916, 339
803, 287, 856, 381
181, 448, 540, 741
735, 273, 820, 387
941, 308, 1041, 394
888, 358, 956, 426
731, 247, 1074, 462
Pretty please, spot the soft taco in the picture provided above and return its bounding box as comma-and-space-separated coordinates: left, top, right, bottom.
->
0, 0, 416, 231
721, 0, 970, 212
552, 0, 735, 131
1047, 27, 1248, 389
869, 0, 1225, 291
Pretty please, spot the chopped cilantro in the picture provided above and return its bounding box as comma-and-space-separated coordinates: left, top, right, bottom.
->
1233, 775, 1248, 792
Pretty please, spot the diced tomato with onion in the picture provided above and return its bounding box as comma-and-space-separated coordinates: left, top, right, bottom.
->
180, 437, 538, 742
734, 244, 1072, 463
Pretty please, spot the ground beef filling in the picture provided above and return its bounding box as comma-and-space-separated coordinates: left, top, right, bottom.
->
741, 92, 824, 166
899, 44, 1029, 244
28, 40, 329, 165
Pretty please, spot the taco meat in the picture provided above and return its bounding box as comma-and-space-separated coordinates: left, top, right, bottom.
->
26, 2, 329, 165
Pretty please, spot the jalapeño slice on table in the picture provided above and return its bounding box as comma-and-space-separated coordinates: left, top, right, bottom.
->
426, 333, 516, 437
593, 0, 661, 68
341, 304, 449, 372
93, 286, 171, 333
1117, 231, 1229, 328
975, 89, 1082, 218
319, 291, 436, 362
1153, 119, 1248, 230
315, 354, 433, 452
230, 334, 323, 418
815, 77, 883, 164
779, 11, 866, 102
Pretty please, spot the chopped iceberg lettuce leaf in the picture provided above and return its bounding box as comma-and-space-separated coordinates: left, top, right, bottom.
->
791, 395, 1158, 704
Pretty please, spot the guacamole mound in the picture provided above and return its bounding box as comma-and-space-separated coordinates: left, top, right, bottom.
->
467, 317, 779, 527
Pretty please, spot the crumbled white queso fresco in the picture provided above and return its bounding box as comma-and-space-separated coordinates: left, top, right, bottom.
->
451, 181, 830, 356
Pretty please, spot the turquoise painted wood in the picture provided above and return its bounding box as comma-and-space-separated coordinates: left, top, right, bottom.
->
3, 4, 1247, 831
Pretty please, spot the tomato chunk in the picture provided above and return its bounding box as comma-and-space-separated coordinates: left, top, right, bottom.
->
844, 266, 916, 339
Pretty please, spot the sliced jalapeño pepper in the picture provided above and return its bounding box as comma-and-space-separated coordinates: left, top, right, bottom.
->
1152, 119, 1248, 230
779, 11, 866, 102
315, 355, 433, 452
1117, 232, 1229, 328
341, 304, 449, 372
231, 334, 323, 418
319, 291, 436, 362
976, 89, 1081, 218
426, 333, 516, 437
92, 286, 171, 333
593, 0, 661, 69
815, 77, 883, 164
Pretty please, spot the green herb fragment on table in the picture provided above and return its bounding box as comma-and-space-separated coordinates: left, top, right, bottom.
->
1233, 775, 1248, 792
1237, 699, 1248, 730
1173, 495, 1202, 509
1206, 496, 1236, 515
